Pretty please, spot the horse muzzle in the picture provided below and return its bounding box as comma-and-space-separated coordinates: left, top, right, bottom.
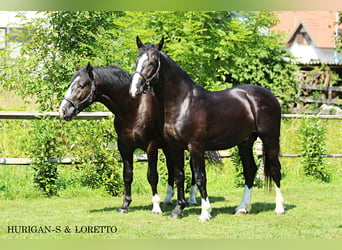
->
59, 105, 75, 121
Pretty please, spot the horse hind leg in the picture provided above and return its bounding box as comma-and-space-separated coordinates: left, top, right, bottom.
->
262, 138, 285, 215
118, 146, 134, 214
235, 135, 258, 215
162, 153, 198, 207
162, 148, 175, 206
188, 158, 198, 206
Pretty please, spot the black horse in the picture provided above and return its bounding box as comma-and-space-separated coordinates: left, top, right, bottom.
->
129, 37, 285, 222
58, 63, 200, 214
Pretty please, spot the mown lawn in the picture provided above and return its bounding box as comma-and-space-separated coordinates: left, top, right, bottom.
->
0, 166, 341, 239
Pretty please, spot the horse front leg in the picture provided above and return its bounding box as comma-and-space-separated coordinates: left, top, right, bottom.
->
118, 144, 134, 214
146, 142, 162, 214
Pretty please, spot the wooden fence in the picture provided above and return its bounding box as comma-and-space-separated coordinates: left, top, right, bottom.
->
297, 83, 342, 106
1, 111, 341, 165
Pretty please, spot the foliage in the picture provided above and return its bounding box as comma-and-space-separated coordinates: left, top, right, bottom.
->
0, 11, 126, 112
299, 116, 331, 182
146, 11, 298, 109
63, 118, 122, 196
0, 11, 297, 112
26, 116, 62, 196
231, 146, 263, 188
23, 116, 122, 197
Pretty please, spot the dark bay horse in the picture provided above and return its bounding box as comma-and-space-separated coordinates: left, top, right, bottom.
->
58, 63, 199, 214
129, 37, 285, 222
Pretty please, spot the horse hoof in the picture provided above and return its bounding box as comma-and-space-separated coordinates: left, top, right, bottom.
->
234, 209, 248, 216
170, 212, 182, 219
117, 208, 128, 214
199, 216, 210, 223
152, 210, 162, 215
275, 211, 285, 215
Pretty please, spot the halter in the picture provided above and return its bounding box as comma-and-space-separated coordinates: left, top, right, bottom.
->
134, 58, 160, 90
62, 78, 96, 115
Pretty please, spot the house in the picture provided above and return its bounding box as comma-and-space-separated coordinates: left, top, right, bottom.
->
272, 11, 342, 109
273, 11, 341, 64
0, 11, 41, 55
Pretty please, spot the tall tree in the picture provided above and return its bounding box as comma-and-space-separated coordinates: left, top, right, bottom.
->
1, 11, 297, 111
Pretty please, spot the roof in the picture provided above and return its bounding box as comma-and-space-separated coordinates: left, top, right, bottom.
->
273, 11, 340, 48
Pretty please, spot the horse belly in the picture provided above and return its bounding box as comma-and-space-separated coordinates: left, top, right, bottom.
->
205, 110, 255, 150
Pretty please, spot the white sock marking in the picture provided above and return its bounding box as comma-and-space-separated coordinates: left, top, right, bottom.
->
163, 184, 174, 204
188, 185, 198, 205
199, 197, 211, 222
236, 185, 252, 213
152, 194, 162, 214
275, 186, 285, 214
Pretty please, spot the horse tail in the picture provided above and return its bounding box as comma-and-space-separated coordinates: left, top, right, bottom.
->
263, 152, 273, 190
205, 151, 223, 165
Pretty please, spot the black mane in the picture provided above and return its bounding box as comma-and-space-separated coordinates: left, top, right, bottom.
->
77, 65, 132, 88
160, 52, 197, 86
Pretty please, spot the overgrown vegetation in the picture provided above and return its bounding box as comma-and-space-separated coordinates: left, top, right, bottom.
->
3, 117, 123, 197
27, 117, 61, 196
299, 116, 332, 182
62, 119, 122, 196
0, 11, 298, 112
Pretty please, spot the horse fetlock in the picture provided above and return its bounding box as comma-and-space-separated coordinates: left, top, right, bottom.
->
152, 194, 163, 214
234, 208, 249, 216
170, 206, 183, 219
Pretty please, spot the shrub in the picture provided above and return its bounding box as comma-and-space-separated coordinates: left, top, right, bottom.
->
231, 146, 263, 188
25, 116, 123, 197
299, 116, 331, 182
27, 116, 62, 197
63, 118, 122, 196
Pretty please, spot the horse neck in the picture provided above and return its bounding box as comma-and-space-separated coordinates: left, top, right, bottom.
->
95, 68, 138, 116
155, 53, 195, 103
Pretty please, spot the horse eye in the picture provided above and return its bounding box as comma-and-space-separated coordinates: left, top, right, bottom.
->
78, 82, 86, 88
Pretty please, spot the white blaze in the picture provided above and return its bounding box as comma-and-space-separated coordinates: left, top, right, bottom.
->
130, 53, 148, 97
59, 76, 80, 114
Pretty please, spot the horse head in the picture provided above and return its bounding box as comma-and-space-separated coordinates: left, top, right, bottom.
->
129, 36, 164, 98
59, 63, 96, 121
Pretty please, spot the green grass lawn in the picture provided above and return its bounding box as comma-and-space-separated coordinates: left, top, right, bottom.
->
0, 161, 341, 239
0, 113, 341, 239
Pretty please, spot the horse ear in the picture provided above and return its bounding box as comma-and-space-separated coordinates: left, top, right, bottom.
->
158, 37, 164, 51
75, 65, 80, 71
86, 62, 94, 80
136, 36, 144, 49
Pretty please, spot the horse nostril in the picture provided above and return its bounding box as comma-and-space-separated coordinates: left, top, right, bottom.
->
59, 107, 66, 120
